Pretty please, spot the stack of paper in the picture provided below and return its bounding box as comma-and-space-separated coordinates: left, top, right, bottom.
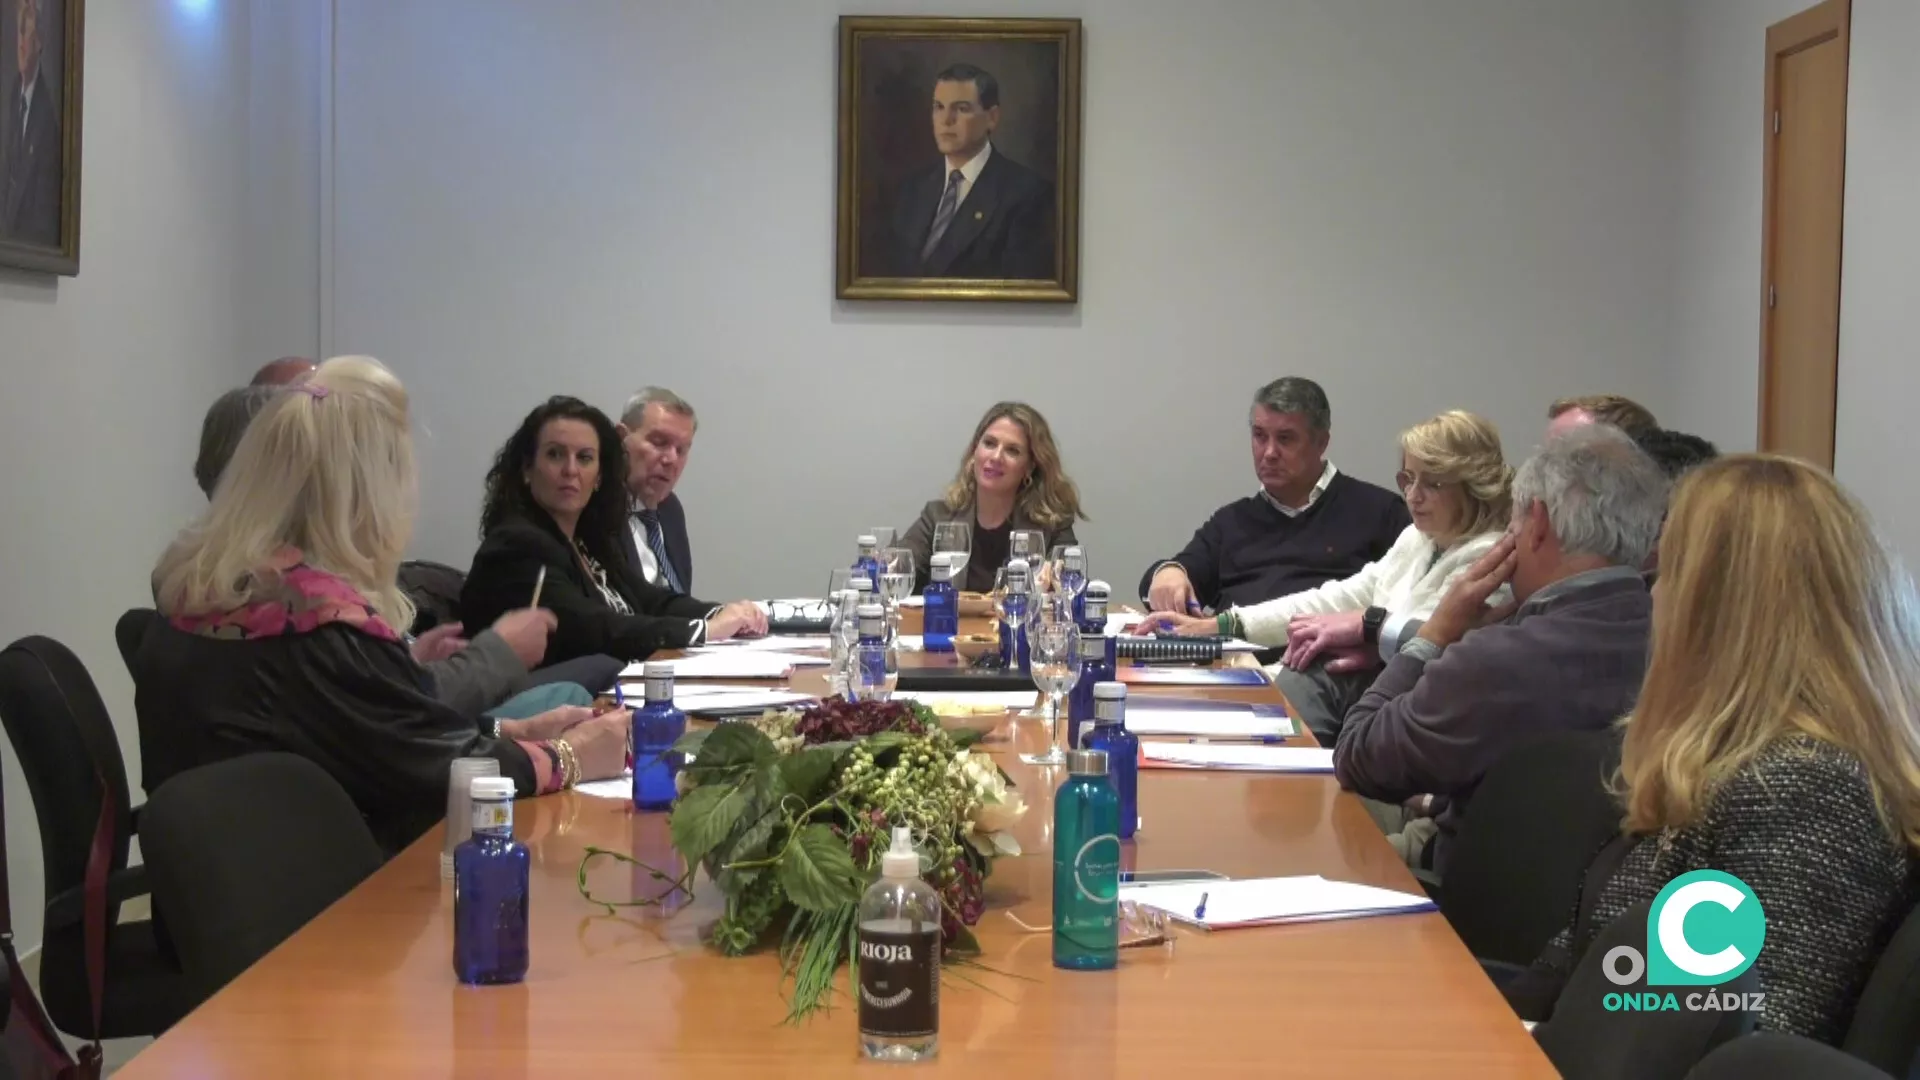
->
1118, 666, 1268, 688
1125, 704, 1294, 740
1120, 875, 1434, 929
618, 651, 828, 681
574, 771, 634, 800
662, 686, 815, 714
1140, 742, 1333, 772
894, 690, 1039, 712
685, 634, 831, 653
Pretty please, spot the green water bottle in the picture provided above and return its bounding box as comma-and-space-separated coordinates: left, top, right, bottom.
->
1053, 749, 1121, 970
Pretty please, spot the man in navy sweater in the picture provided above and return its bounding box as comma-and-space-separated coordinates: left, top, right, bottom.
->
1140, 377, 1409, 613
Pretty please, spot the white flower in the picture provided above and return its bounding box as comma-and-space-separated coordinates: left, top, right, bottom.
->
674, 770, 694, 797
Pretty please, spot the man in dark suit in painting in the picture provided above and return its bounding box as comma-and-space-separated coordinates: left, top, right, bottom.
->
2, 0, 61, 247
886, 63, 1055, 281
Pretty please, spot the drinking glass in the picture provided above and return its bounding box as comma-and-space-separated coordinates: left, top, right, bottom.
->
827, 588, 861, 697
880, 548, 916, 639
825, 567, 854, 603
1008, 529, 1045, 569
1049, 544, 1088, 601
869, 527, 898, 550
932, 521, 972, 587
1023, 621, 1082, 766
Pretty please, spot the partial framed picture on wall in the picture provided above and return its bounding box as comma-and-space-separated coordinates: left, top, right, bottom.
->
836, 16, 1082, 303
0, 0, 81, 275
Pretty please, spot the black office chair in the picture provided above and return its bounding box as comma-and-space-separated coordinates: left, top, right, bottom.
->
1688, 1032, 1894, 1079
1842, 901, 1920, 1077
1440, 729, 1624, 966
1534, 897, 1758, 1079
112, 608, 160, 681
140, 753, 383, 1008
0, 637, 186, 1046
398, 559, 468, 635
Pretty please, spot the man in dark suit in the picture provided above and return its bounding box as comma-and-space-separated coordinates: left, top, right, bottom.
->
2, 0, 61, 247
615, 386, 697, 594
886, 63, 1054, 281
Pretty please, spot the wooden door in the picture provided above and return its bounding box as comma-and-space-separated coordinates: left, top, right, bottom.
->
1759, 0, 1851, 469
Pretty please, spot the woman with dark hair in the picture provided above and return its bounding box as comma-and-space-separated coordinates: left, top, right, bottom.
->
460, 397, 764, 666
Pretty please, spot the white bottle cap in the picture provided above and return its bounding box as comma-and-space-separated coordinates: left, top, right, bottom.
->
1086, 579, 1111, 598
470, 776, 515, 800
857, 534, 878, 547
930, 553, 955, 581
1094, 681, 1126, 700
643, 661, 675, 679
881, 826, 920, 879
856, 603, 884, 619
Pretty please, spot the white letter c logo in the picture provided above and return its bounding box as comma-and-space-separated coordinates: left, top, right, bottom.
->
1657, 879, 1747, 977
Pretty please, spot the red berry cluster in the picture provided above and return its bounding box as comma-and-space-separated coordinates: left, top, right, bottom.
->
790, 698, 930, 744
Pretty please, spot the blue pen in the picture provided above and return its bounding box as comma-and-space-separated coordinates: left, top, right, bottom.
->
614, 682, 625, 708
1194, 892, 1209, 919
1185, 736, 1285, 745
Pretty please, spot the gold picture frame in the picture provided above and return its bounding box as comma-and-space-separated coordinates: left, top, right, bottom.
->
0, 0, 83, 276
836, 16, 1082, 303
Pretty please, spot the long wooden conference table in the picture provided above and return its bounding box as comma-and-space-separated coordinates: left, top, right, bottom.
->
117, 610, 1555, 1078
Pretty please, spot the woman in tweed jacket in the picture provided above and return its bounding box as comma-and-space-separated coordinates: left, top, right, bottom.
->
1508, 455, 1920, 1044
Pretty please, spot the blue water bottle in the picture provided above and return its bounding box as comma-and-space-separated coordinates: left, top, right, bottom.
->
851, 604, 898, 702
631, 662, 687, 811
998, 557, 1031, 673
853, 533, 883, 591
1082, 682, 1139, 840
923, 554, 958, 654
1081, 579, 1110, 636
1053, 749, 1120, 970
453, 776, 530, 984
1059, 546, 1087, 625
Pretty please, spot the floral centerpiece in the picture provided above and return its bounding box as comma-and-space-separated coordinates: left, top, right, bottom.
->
661, 698, 1026, 1020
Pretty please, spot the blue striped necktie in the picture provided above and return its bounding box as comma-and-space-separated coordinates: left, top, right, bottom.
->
920, 169, 966, 261
636, 508, 683, 593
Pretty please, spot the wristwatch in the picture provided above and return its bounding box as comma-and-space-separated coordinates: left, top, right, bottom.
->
1362, 606, 1387, 645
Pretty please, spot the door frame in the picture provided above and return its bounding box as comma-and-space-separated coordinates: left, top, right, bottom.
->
1757, 0, 1851, 457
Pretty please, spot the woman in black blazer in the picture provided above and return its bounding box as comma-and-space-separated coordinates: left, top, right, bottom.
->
461, 397, 764, 666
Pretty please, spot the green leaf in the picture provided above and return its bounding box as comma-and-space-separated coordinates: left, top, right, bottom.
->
778, 824, 864, 913
671, 727, 710, 758
778, 746, 841, 803
860, 730, 913, 759
713, 808, 777, 893
949, 727, 988, 751
669, 781, 749, 865
684, 721, 776, 784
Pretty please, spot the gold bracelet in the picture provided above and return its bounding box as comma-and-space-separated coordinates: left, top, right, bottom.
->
555, 738, 580, 789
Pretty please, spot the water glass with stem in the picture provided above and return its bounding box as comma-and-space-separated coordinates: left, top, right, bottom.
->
932, 521, 972, 588
880, 548, 915, 640
1023, 620, 1082, 767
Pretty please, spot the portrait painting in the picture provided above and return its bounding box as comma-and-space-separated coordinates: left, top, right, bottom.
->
0, 0, 81, 275
836, 17, 1081, 303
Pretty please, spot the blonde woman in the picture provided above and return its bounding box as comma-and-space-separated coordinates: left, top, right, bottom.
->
898, 402, 1085, 593
137, 357, 633, 855
1143, 410, 1513, 743
1509, 456, 1920, 1045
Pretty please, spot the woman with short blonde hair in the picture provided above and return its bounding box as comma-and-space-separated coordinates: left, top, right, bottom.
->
1511, 456, 1920, 1044
138, 358, 632, 854
1143, 409, 1513, 743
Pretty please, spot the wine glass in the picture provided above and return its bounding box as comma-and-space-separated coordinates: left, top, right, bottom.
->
1023, 620, 1082, 766
825, 567, 854, 604
1008, 529, 1045, 570
932, 521, 972, 587
880, 548, 916, 640
849, 622, 899, 703
869, 526, 898, 550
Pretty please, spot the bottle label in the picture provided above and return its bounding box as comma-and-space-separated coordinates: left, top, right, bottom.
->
645, 674, 673, 704
470, 798, 512, 833
1073, 834, 1122, 904
857, 925, 940, 1038
1077, 636, 1105, 661
1095, 699, 1124, 725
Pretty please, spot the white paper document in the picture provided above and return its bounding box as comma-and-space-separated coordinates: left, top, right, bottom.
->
1120, 875, 1434, 929
619, 650, 828, 681
1140, 742, 1334, 772
665, 686, 815, 713
897, 595, 926, 608
1125, 706, 1294, 739
573, 771, 634, 800
1105, 612, 1147, 634
686, 634, 831, 652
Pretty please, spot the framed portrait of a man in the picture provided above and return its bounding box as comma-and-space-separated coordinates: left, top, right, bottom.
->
0, 0, 81, 275
836, 17, 1082, 303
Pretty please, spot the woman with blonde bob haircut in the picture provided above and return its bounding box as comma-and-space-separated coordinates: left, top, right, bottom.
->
1510, 455, 1920, 1044
137, 357, 633, 854
1143, 409, 1513, 743
897, 401, 1084, 593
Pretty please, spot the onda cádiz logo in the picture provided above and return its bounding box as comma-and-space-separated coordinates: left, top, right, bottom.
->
1601, 870, 1769, 1014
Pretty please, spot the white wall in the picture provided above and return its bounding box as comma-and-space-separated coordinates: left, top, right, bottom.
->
1833, 0, 1920, 558
327, 0, 1681, 601
0, 0, 318, 954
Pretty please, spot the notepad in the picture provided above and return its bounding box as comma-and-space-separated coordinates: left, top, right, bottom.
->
666, 687, 815, 714
1140, 742, 1333, 772
619, 651, 828, 681
1117, 665, 1268, 687
895, 690, 1040, 711
1120, 875, 1434, 929
686, 634, 831, 652
1124, 705, 1294, 739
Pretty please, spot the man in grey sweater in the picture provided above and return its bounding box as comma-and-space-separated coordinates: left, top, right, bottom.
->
1334, 426, 1669, 876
